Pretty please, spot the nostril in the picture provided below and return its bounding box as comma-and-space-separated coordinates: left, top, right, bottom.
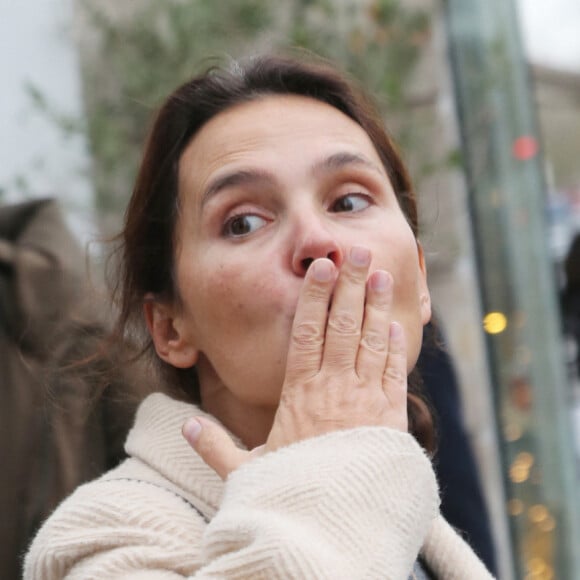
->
327, 250, 339, 264
302, 252, 338, 272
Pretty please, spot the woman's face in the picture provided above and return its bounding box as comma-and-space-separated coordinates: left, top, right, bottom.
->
157, 95, 430, 411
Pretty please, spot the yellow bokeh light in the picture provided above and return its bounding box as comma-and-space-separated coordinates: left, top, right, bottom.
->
483, 311, 508, 334
510, 464, 529, 483
525, 571, 554, 580
504, 423, 523, 442
539, 516, 556, 533
528, 557, 547, 574
529, 504, 549, 523
508, 498, 524, 516
516, 452, 535, 469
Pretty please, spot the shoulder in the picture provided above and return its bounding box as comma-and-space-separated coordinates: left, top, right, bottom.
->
24, 464, 207, 579
39, 457, 209, 537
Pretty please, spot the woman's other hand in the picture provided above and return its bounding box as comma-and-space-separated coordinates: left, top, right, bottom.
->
183, 246, 408, 479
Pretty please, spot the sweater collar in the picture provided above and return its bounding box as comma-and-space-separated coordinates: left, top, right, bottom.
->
124, 392, 240, 518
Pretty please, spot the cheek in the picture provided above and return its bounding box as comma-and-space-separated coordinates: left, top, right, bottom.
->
193, 260, 288, 326
377, 237, 426, 367
373, 233, 422, 297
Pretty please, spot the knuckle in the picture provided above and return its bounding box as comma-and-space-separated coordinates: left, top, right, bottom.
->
384, 366, 405, 384
303, 283, 331, 302
292, 322, 324, 350
324, 348, 359, 370
328, 311, 359, 334
360, 331, 388, 353
368, 297, 390, 312
389, 341, 405, 355
342, 267, 365, 284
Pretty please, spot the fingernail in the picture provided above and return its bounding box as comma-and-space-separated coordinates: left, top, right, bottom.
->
183, 418, 202, 443
312, 259, 333, 282
390, 321, 403, 340
349, 246, 371, 267
370, 270, 392, 292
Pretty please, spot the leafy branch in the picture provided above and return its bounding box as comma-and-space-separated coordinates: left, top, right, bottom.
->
27, 0, 439, 226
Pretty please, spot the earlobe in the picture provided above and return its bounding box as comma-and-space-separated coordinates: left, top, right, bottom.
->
420, 292, 432, 325
416, 243, 432, 325
143, 296, 199, 369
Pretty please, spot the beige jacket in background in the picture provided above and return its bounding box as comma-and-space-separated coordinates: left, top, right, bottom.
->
0, 199, 148, 580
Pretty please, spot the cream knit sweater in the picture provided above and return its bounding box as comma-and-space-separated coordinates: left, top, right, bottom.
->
24, 393, 494, 579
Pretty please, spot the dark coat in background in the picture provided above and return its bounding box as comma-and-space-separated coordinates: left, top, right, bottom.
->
0, 199, 150, 580
562, 233, 580, 379
417, 321, 498, 577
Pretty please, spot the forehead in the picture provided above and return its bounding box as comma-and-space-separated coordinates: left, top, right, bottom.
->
178, 95, 386, 198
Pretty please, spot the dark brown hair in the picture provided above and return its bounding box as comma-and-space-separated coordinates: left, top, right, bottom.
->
112, 53, 435, 452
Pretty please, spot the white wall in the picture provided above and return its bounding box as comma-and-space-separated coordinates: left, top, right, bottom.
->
517, 0, 580, 73
0, 0, 94, 238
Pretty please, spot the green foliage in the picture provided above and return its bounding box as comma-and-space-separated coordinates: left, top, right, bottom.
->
78, 0, 276, 216
288, 0, 431, 109
24, 82, 85, 138
32, 0, 435, 222
285, 0, 432, 155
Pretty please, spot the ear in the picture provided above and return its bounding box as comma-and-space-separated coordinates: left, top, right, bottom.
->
416, 242, 432, 326
143, 295, 199, 369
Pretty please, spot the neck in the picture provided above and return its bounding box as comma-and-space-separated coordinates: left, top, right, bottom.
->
199, 380, 277, 450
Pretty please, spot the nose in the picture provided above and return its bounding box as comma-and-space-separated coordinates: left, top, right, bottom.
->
290, 215, 343, 277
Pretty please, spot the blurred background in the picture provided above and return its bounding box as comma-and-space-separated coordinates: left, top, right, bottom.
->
1, 0, 579, 578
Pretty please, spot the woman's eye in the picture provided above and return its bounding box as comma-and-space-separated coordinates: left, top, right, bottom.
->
223, 214, 267, 238
331, 193, 371, 213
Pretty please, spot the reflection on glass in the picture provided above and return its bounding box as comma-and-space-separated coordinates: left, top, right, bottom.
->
445, 0, 580, 577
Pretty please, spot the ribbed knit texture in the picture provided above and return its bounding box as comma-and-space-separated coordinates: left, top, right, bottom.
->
24, 393, 495, 579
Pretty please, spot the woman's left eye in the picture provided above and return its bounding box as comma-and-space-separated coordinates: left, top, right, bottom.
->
330, 193, 371, 213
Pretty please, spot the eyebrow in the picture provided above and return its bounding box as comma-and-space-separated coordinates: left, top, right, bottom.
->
201, 169, 276, 207
200, 151, 384, 207
314, 151, 384, 178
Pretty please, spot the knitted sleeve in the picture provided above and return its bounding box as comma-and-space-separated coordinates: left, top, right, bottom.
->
24, 427, 439, 580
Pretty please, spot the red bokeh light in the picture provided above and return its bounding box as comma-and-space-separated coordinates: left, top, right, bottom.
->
512, 136, 539, 160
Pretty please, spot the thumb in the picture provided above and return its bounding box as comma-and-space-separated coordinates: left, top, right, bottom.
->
182, 416, 249, 480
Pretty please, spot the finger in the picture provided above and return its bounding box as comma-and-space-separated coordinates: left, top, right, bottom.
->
182, 417, 248, 480
356, 270, 393, 381
285, 258, 336, 381
382, 321, 408, 408
322, 246, 370, 369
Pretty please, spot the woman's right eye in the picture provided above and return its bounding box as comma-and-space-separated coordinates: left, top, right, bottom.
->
222, 214, 267, 238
